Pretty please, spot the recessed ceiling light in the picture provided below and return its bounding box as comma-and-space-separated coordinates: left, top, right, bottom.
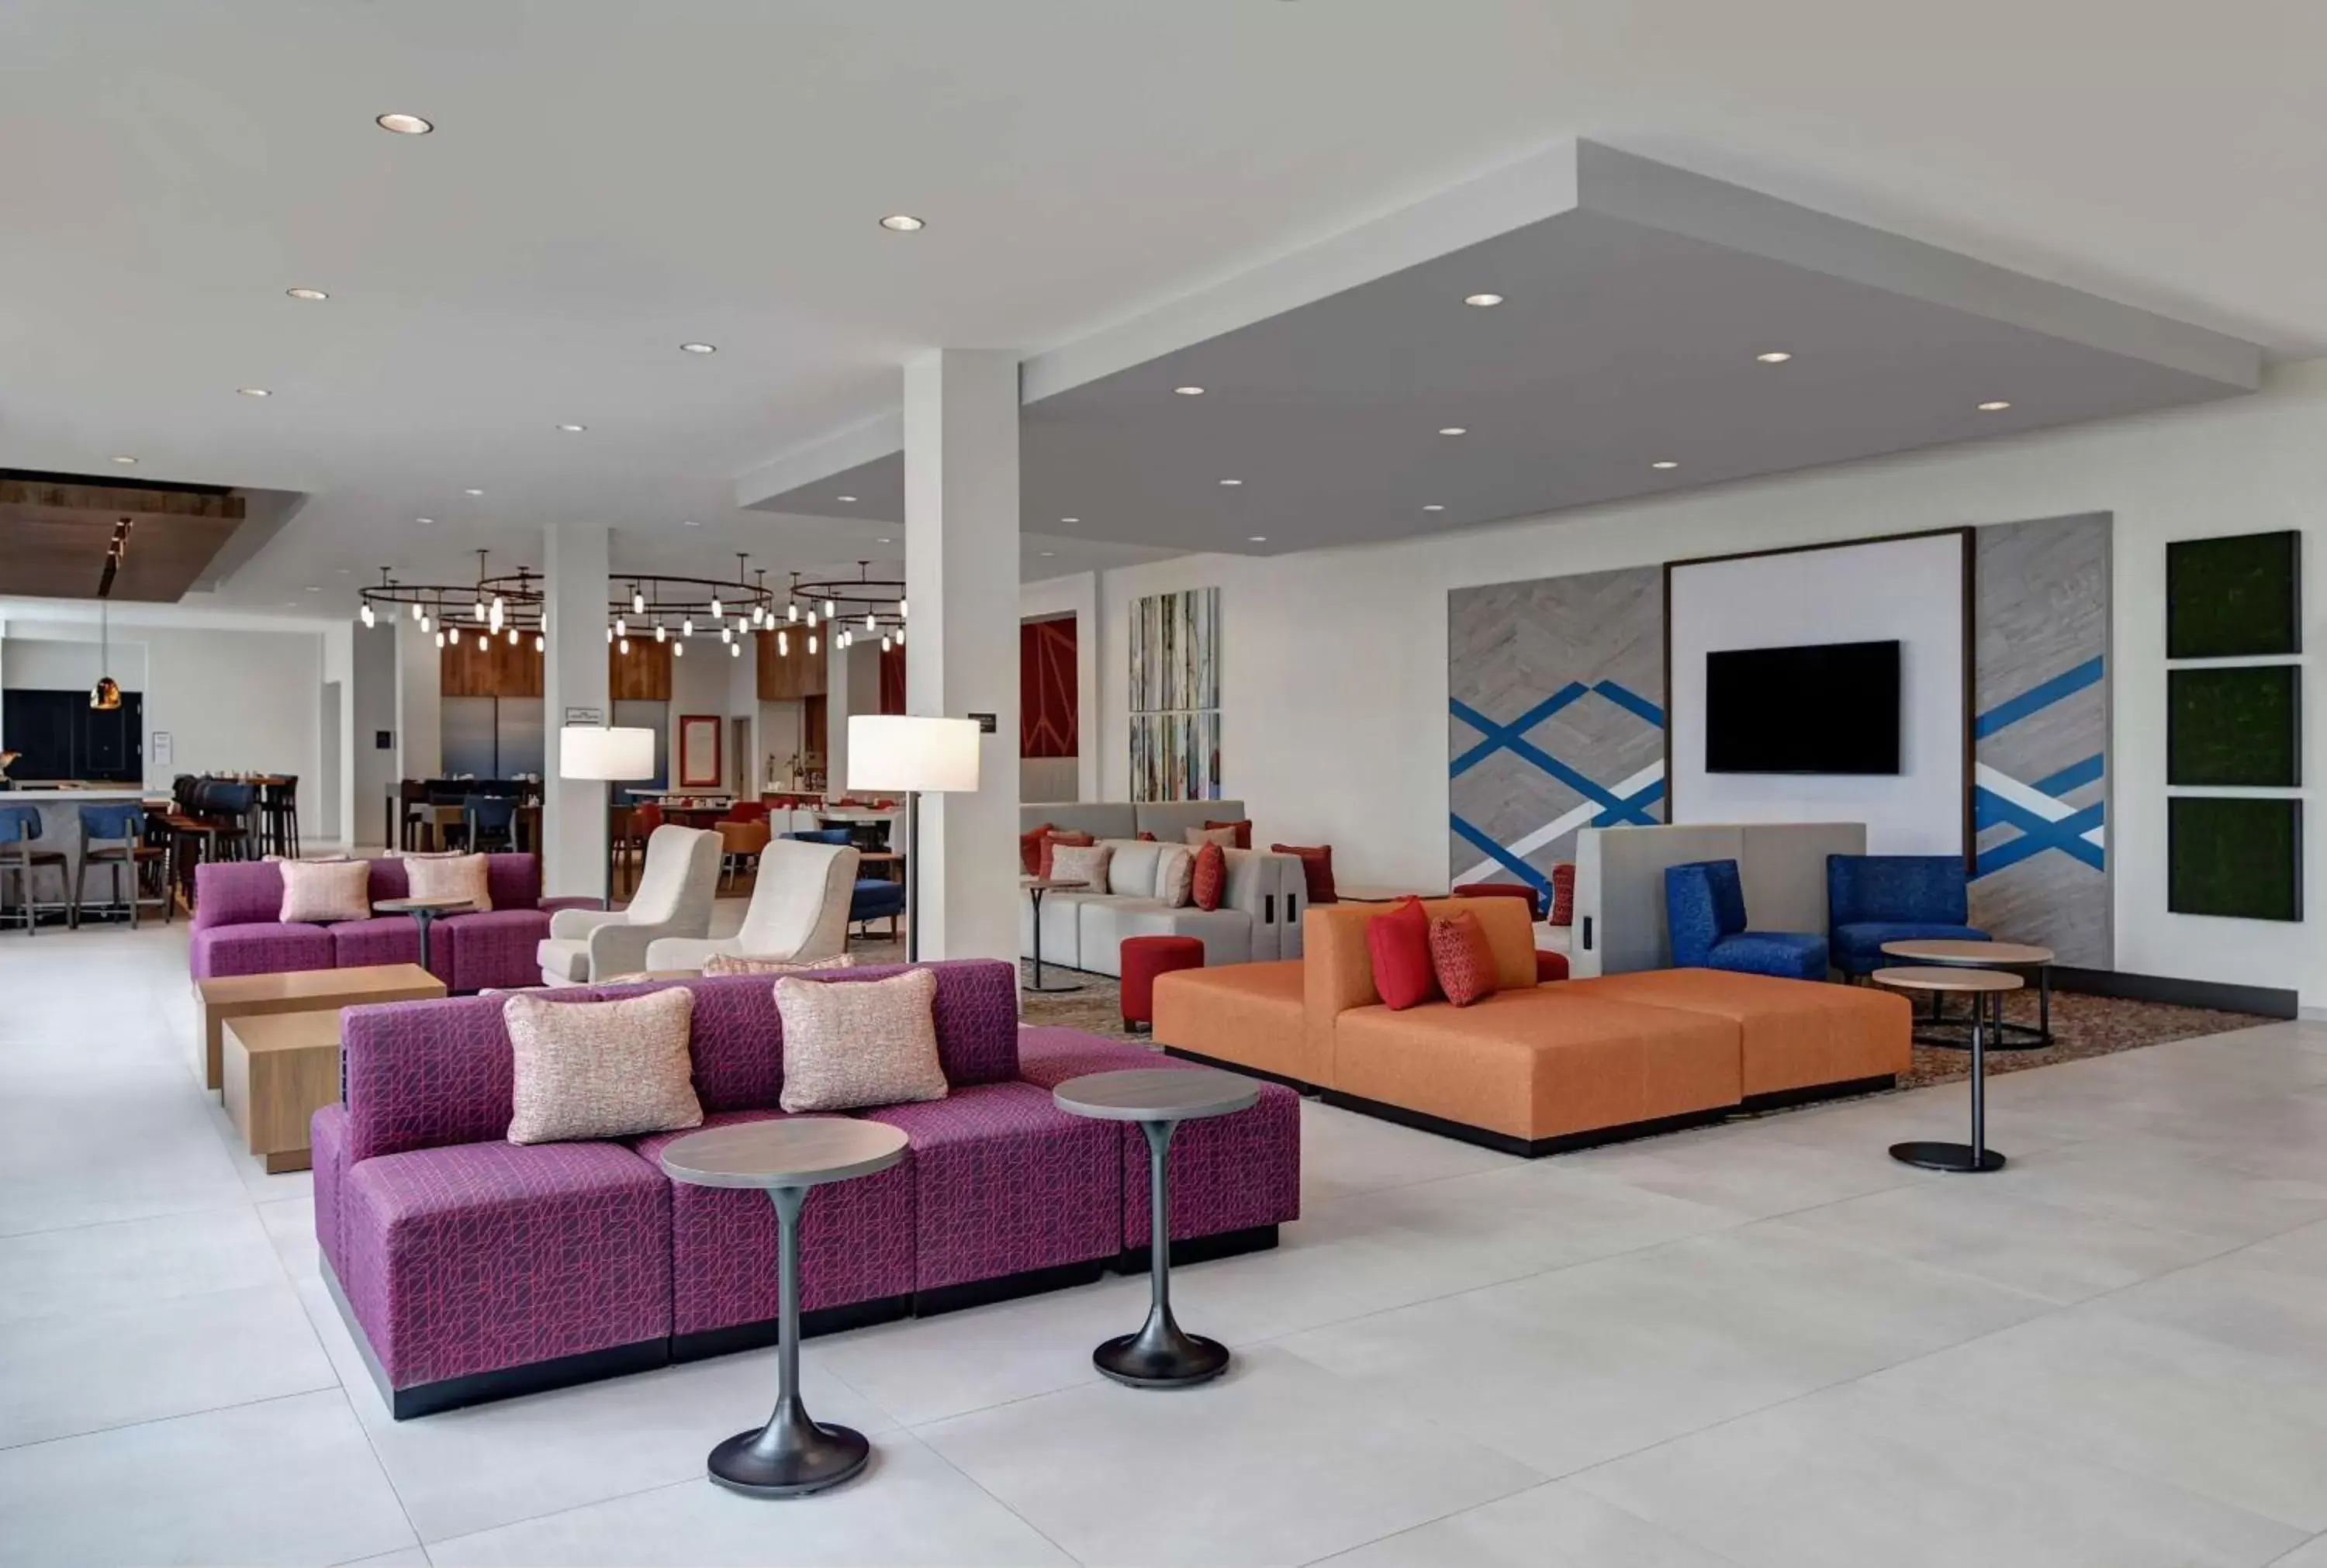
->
111, 455, 137, 465
836, 494, 858, 503
286, 287, 329, 302
375, 113, 433, 136
556, 423, 586, 433
237, 387, 271, 397
1978, 400, 2012, 412
1423, 503, 1445, 512
1038, 551, 1056, 558
878, 214, 925, 232
1438, 427, 1467, 436
1463, 293, 1504, 308
877, 537, 894, 544
1651, 461, 1679, 470
1174, 385, 1205, 396
679, 342, 717, 354
1060, 517, 1080, 524
304, 585, 321, 593
417, 516, 434, 524
682, 518, 699, 527
463, 488, 484, 496
1248, 535, 1268, 543
1219, 478, 1243, 486
1755, 351, 1793, 364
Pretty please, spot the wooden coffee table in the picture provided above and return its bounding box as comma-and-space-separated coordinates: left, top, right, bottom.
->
194, 962, 444, 1092
223, 1011, 343, 1173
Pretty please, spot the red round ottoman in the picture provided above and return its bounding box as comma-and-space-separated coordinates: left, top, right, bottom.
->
1120, 934, 1205, 1033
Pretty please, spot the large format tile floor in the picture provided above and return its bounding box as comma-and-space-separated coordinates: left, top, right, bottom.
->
6, 924, 2327, 1565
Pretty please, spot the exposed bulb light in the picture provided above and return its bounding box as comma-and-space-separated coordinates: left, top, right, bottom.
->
615, 616, 628, 637
1978, 400, 2012, 412
806, 610, 818, 628
894, 627, 904, 647
1438, 427, 1467, 437
654, 623, 666, 642
807, 633, 818, 654
1462, 293, 1504, 308
735, 615, 747, 632
729, 641, 741, 658
618, 637, 630, 654
672, 640, 683, 658
865, 612, 877, 631
721, 625, 733, 644
420, 614, 431, 633
606, 626, 614, 644
710, 593, 722, 618
507, 627, 519, 646
787, 602, 799, 623
632, 588, 645, 613
237, 387, 271, 398
473, 596, 486, 620
411, 602, 424, 622
435, 630, 445, 648
679, 342, 717, 354
1651, 460, 1679, 470
881, 635, 891, 653
1174, 385, 1205, 396
448, 626, 460, 647
682, 617, 694, 637
376, 112, 434, 135
1755, 351, 1793, 364
898, 597, 908, 619
534, 634, 545, 652
287, 288, 329, 302
824, 599, 835, 617
777, 630, 789, 656
360, 604, 375, 627
878, 214, 925, 231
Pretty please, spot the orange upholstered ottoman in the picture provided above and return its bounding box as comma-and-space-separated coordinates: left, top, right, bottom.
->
1573, 969, 1910, 1100
1150, 959, 1312, 1087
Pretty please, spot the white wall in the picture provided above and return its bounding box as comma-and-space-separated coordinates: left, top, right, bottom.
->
351, 621, 399, 847
1056, 358, 2327, 1008
1668, 533, 1965, 853
0, 637, 149, 693
665, 639, 732, 788
759, 701, 805, 787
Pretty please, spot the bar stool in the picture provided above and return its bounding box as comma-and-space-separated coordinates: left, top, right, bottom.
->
0, 806, 71, 935
462, 793, 518, 853
258, 776, 300, 858
205, 781, 260, 862
74, 803, 172, 928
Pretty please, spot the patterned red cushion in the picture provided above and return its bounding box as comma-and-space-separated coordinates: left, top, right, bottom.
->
1037, 830, 1093, 880
1270, 843, 1337, 905
1366, 897, 1440, 1010
1191, 841, 1226, 912
1020, 824, 1052, 876
1429, 909, 1499, 1007
1204, 818, 1253, 850
1550, 862, 1576, 926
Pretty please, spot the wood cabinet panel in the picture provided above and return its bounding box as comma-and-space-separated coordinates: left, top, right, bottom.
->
755, 628, 827, 699
440, 633, 544, 698
609, 636, 673, 701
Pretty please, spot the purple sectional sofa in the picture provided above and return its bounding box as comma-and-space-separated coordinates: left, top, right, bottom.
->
312, 958, 1301, 1417
190, 855, 597, 993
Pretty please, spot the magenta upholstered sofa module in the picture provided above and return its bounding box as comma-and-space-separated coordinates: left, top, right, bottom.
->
188, 854, 567, 989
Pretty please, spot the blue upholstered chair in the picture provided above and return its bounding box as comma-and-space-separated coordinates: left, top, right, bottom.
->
1663, 859, 1830, 980
785, 828, 906, 940
1824, 854, 1987, 979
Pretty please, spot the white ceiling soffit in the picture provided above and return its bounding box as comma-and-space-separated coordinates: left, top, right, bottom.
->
742, 140, 2261, 555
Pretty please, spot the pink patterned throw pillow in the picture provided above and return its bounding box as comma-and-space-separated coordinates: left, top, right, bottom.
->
403, 851, 492, 912
775, 969, 948, 1113
503, 987, 703, 1145
702, 952, 858, 977
277, 858, 372, 924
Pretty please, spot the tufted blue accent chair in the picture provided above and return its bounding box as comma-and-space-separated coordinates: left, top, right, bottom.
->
1824, 854, 1986, 978
1663, 859, 1830, 980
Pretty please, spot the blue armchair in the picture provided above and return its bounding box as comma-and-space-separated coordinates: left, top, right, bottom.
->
1664, 859, 1830, 980
785, 828, 905, 939
1825, 854, 1986, 979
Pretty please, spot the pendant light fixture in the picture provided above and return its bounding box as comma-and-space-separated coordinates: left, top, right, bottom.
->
89, 524, 126, 710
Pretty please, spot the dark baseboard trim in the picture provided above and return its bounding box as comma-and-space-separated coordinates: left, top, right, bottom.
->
1159, 1045, 1311, 1095
668, 1294, 912, 1363
1741, 1074, 1896, 1114
1114, 1224, 1279, 1275
2051, 966, 2298, 1020
913, 1258, 1108, 1318
1319, 1090, 1732, 1159
324, 1255, 670, 1421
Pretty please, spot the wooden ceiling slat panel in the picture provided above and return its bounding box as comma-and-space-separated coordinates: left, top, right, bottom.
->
0, 475, 247, 602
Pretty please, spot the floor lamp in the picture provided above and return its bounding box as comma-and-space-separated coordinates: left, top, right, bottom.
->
558, 725, 656, 908
847, 715, 980, 962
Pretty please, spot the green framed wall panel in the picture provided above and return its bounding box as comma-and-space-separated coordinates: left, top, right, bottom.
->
2167, 665, 2302, 786
2168, 796, 2303, 921
2166, 530, 2301, 659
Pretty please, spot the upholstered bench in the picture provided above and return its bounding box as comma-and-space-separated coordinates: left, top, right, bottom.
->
1150, 958, 1312, 1088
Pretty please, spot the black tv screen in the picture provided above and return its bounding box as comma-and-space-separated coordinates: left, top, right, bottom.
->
1705, 640, 1902, 775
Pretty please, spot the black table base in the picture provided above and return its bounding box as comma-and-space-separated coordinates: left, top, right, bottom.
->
1098, 1119, 1231, 1388
709, 1404, 870, 1498
1909, 964, 2052, 1052
1024, 883, 1084, 993
1887, 1139, 2008, 1174
1890, 981, 2007, 1176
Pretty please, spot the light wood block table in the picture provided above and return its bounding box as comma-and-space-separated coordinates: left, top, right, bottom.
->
223, 1011, 344, 1173
194, 962, 444, 1092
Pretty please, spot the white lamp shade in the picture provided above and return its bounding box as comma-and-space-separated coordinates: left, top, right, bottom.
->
559, 725, 656, 781
848, 714, 980, 793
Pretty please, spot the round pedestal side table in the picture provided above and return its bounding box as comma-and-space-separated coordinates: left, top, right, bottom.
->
1879, 939, 2056, 1050
1053, 1067, 1260, 1388
1871, 966, 2023, 1174
659, 1117, 911, 1497
372, 896, 472, 975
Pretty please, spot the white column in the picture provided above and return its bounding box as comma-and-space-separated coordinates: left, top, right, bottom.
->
542, 525, 611, 900
394, 615, 441, 785
904, 349, 1021, 962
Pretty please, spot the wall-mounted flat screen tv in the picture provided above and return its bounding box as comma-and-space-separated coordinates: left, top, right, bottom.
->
1705, 639, 1902, 775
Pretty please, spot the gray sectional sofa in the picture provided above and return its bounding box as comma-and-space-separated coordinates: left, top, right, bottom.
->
1018, 800, 1307, 976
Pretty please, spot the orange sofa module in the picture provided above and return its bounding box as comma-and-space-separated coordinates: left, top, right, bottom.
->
1151, 896, 1909, 1156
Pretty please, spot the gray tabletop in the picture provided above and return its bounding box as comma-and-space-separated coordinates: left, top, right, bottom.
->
659, 1117, 910, 1190
1052, 1068, 1260, 1124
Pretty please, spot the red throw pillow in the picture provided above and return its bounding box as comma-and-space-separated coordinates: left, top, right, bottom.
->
1138, 831, 1157, 841
1549, 862, 1576, 926
1366, 897, 1440, 1010
1191, 841, 1226, 911
1020, 824, 1053, 876
1038, 830, 1094, 880
1430, 910, 1499, 1007
1204, 818, 1253, 850
1270, 843, 1337, 905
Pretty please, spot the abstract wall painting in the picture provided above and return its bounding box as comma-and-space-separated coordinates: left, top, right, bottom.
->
1129, 588, 1221, 800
